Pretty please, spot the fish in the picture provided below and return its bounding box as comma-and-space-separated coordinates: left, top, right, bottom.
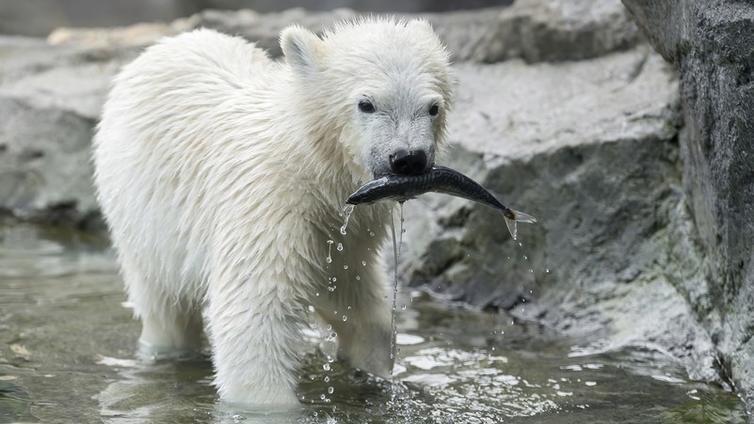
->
347, 165, 536, 240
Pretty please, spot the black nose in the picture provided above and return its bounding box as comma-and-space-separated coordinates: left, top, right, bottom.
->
389, 149, 428, 175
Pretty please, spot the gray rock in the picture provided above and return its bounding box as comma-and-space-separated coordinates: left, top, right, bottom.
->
190, 8, 357, 58
0, 96, 96, 223
190, 0, 640, 63
0, 0, 640, 226
429, 0, 640, 63
397, 46, 723, 384
0, 36, 135, 227
622, 0, 754, 414
0, 0, 201, 37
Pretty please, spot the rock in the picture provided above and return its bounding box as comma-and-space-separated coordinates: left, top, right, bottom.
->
0, 0, 640, 226
0, 0, 200, 37
621, 0, 754, 414
0, 36, 135, 228
49, 0, 640, 63
199, 0, 514, 14
428, 0, 640, 63
47, 20, 196, 49
397, 46, 723, 384
189, 8, 357, 58
190, 0, 640, 63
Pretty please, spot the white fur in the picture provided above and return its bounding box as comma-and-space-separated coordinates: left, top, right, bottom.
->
93, 18, 452, 406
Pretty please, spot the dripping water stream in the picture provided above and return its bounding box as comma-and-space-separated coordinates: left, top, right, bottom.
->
388, 202, 404, 369
340, 204, 354, 235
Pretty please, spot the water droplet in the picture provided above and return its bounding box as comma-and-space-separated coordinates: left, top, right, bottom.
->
546, 268, 550, 273
327, 355, 335, 363
369, 231, 375, 237
326, 325, 332, 331
320, 394, 326, 400
326, 239, 334, 263
355, 275, 361, 281
336, 243, 343, 252
342, 315, 348, 322
308, 305, 315, 312
340, 204, 355, 235
315, 292, 320, 297
343, 265, 348, 270
324, 376, 330, 383
323, 363, 331, 371
523, 255, 528, 260
361, 260, 367, 267
331, 277, 337, 283
328, 386, 334, 394
347, 305, 352, 310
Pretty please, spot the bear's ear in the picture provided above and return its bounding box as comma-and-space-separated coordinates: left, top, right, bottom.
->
280, 25, 324, 77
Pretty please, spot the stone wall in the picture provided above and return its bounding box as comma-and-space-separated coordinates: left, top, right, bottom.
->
622, 0, 754, 415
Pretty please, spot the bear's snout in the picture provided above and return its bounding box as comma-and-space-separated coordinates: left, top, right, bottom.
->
389, 149, 429, 176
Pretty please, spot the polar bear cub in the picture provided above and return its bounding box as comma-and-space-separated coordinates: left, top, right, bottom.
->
93, 18, 453, 405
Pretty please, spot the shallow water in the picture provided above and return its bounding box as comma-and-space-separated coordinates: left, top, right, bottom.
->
0, 221, 747, 423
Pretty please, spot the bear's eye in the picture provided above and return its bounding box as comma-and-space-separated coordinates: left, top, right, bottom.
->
358, 100, 375, 113
429, 104, 440, 117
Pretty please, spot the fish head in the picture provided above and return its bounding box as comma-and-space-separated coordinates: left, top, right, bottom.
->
281, 19, 454, 180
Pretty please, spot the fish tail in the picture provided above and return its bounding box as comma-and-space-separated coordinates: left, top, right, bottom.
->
503, 208, 537, 240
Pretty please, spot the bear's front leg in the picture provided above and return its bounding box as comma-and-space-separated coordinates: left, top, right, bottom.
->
206, 271, 303, 406
315, 264, 393, 379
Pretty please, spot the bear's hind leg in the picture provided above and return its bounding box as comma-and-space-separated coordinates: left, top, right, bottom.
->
138, 305, 204, 359
122, 259, 204, 359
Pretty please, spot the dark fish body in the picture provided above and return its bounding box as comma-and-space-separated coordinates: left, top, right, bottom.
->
347, 166, 536, 239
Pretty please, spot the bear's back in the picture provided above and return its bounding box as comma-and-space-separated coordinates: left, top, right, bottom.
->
94, 29, 284, 296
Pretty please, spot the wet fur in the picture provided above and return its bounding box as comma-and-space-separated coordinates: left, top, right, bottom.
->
93, 19, 452, 405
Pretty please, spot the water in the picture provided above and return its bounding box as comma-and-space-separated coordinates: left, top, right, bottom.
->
388, 204, 405, 364
0, 219, 748, 423
339, 205, 355, 236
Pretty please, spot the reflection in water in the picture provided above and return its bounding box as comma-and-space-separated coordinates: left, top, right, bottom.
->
0, 219, 749, 423
98, 357, 217, 424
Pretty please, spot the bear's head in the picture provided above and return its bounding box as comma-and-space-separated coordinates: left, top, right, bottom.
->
281, 18, 454, 179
